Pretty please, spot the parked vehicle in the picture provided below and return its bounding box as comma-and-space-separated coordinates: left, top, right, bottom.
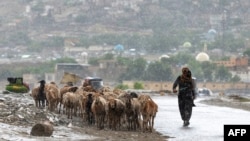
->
192, 77, 212, 97
5, 77, 30, 93
84, 77, 103, 91
197, 88, 212, 96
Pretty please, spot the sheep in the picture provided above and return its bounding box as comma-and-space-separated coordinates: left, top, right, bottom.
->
30, 85, 48, 108
138, 94, 158, 132
102, 91, 118, 101
100, 86, 112, 93
130, 92, 139, 98
85, 93, 95, 125
30, 87, 40, 108
128, 98, 142, 131
59, 85, 78, 114
76, 93, 87, 119
62, 92, 78, 119
83, 85, 96, 92
91, 95, 107, 129
113, 88, 126, 95
71, 87, 86, 117
118, 93, 141, 131
45, 82, 60, 112
107, 98, 126, 130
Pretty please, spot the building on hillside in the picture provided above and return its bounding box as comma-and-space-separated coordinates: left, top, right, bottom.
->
64, 45, 113, 57
196, 52, 210, 62
55, 63, 91, 85
97, 60, 126, 83
45, 73, 56, 83
213, 56, 248, 71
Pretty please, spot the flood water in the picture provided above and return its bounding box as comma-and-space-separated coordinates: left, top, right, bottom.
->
153, 95, 250, 141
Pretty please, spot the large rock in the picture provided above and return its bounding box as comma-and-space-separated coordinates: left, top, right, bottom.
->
30, 121, 54, 136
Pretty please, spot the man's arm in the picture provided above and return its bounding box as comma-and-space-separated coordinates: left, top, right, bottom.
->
172, 76, 180, 93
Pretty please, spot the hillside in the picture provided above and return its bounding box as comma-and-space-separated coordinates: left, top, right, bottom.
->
1, 0, 250, 40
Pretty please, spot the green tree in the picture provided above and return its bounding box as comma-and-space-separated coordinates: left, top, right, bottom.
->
187, 60, 204, 81
231, 75, 241, 82
172, 53, 194, 67
243, 48, 250, 56
200, 61, 216, 81
120, 58, 147, 80
8, 32, 31, 46
144, 61, 173, 81
0, 57, 77, 78
102, 53, 114, 60
88, 57, 100, 66
116, 56, 132, 66
214, 65, 232, 81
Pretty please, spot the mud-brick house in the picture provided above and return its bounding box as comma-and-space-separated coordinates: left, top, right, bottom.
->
213, 56, 248, 71
55, 63, 91, 85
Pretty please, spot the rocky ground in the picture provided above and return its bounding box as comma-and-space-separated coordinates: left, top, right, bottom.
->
1, 92, 250, 141
0, 92, 169, 141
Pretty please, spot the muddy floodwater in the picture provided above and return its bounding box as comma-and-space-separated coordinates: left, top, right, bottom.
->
153, 94, 250, 141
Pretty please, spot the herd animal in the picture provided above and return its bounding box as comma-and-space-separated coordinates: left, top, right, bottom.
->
30, 81, 158, 132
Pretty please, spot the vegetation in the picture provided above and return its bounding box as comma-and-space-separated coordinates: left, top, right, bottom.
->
0, 52, 239, 84
115, 84, 129, 90
0, 57, 76, 80
116, 53, 238, 83
0, 0, 248, 84
133, 82, 144, 89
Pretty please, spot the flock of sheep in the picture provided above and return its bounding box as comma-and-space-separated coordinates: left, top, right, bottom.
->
30, 81, 158, 132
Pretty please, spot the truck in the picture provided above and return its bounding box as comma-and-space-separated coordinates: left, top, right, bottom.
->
5, 77, 30, 93
84, 77, 103, 91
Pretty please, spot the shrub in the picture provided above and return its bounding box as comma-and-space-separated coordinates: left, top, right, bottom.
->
134, 82, 144, 89
115, 84, 129, 90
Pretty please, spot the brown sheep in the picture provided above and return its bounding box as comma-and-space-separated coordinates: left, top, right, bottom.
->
107, 98, 125, 130
85, 93, 95, 125
129, 98, 142, 131
73, 88, 87, 118
83, 85, 96, 92
30, 85, 48, 108
91, 95, 107, 129
102, 91, 118, 101
100, 86, 112, 93
45, 83, 60, 112
30, 87, 40, 108
118, 93, 141, 131
62, 92, 78, 119
59, 86, 78, 114
113, 88, 126, 95
138, 94, 158, 132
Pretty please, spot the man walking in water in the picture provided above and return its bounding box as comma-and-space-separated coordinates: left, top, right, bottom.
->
173, 67, 195, 126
